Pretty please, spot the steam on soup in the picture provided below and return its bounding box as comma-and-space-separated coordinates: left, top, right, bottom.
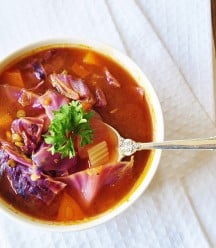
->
0, 47, 152, 222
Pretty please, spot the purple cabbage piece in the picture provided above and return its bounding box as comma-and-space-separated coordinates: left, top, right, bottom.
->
32, 143, 78, 177
69, 78, 93, 100
19, 59, 47, 88
18, 89, 42, 109
32, 61, 46, 80
104, 67, 121, 88
95, 88, 107, 107
50, 73, 95, 105
0, 84, 43, 110
50, 73, 80, 99
0, 149, 9, 176
57, 157, 134, 207
38, 90, 69, 120
0, 140, 32, 167
3, 145, 32, 167
0, 143, 66, 205
37, 113, 50, 133
6, 165, 66, 205
11, 117, 44, 155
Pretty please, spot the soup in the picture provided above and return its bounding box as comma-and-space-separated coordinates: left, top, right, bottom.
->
0, 46, 152, 222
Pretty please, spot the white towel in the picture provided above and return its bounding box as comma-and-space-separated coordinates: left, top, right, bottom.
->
0, 0, 215, 247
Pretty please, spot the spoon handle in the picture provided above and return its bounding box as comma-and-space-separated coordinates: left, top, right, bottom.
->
119, 136, 216, 157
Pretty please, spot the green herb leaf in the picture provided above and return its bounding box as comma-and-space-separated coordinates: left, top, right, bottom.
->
44, 101, 94, 158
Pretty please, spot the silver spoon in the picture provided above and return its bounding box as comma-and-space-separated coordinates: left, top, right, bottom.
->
106, 124, 216, 160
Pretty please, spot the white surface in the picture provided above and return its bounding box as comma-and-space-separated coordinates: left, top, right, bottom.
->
0, 0, 215, 247
138, 0, 215, 122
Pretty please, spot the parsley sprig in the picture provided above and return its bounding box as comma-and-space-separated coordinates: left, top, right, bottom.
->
44, 101, 94, 158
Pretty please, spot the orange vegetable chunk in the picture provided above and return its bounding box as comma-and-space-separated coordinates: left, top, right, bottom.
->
57, 192, 84, 221
2, 70, 24, 88
83, 52, 99, 65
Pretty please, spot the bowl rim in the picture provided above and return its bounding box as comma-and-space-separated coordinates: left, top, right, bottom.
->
0, 38, 164, 231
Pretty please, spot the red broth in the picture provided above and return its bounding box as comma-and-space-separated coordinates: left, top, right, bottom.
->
0, 47, 152, 222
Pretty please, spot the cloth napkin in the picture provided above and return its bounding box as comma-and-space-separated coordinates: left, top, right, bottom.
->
0, 0, 215, 247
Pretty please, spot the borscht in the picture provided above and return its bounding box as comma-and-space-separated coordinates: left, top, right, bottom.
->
0, 46, 152, 222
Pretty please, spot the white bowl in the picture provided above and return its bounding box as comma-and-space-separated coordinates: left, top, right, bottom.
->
0, 38, 164, 231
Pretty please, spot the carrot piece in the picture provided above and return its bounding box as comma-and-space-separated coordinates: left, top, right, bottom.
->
71, 63, 89, 78
83, 52, 99, 65
2, 70, 24, 88
0, 113, 13, 128
57, 192, 84, 221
